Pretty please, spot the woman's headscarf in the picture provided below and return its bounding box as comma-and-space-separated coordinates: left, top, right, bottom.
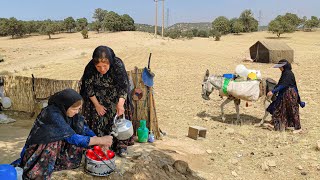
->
275, 59, 297, 88
48, 88, 83, 116
25, 89, 84, 145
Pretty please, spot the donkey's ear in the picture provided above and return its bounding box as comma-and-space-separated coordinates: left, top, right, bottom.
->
205, 69, 209, 77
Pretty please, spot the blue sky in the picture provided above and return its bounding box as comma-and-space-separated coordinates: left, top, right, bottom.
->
1, 0, 319, 26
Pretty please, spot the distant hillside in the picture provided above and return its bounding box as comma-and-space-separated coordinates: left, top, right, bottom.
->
135, 23, 156, 33
135, 22, 213, 33
167, 22, 212, 31
135, 23, 269, 34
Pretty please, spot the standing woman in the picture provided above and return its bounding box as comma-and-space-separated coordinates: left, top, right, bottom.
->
80, 46, 133, 156
267, 59, 305, 133
13, 89, 113, 179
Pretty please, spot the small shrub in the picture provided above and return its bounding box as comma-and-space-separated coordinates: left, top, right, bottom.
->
81, 29, 89, 39
214, 31, 221, 41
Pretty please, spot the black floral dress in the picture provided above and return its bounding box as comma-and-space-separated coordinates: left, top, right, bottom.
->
80, 57, 134, 153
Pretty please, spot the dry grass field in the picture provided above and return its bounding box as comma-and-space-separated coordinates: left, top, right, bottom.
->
1, 30, 320, 179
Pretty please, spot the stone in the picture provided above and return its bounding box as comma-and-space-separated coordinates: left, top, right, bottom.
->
131, 152, 142, 160
301, 172, 307, 176
229, 158, 239, 165
206, 150, 213, 154
261, 162, 269, 171
296, 165, 303, 170
162, 164, 175, 173
225, 128, 235, 134
267, 160, 276, 167
173, 160, 191, 175
231, 171, 238, 177
238, 139, 245, 144
317, 140, 320, 151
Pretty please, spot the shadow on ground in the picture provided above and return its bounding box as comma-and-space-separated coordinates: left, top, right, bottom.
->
196, 110, 262, 125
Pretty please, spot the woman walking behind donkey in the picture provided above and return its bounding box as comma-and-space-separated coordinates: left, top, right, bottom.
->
266, 59, 305, 133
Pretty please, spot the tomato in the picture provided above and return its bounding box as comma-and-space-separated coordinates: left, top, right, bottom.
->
91, 154, 99, 161
96, 151, 105, 158
86, 149, 94, 157
93, 146, 102, 152
102, 156, 109, 160
107, 150, 115, 159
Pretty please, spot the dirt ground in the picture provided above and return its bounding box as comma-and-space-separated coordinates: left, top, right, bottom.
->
1, 30, 320, 180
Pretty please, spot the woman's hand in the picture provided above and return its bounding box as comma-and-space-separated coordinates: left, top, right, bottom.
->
116, 98, 125, 116
95, 103, 107, 116
267, 91, 273, 97
99, 136, 113, 147
89, 136, 113, 147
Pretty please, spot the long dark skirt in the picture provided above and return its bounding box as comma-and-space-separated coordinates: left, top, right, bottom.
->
21, 141, 84, 180
271, 88, 301, 131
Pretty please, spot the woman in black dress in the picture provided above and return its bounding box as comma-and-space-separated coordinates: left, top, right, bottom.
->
267, 59, 305, 133
80, 46, 134, 156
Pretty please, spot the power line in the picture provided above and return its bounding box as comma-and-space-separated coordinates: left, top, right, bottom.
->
258, 10, 262, 30
166, 8, 169, 28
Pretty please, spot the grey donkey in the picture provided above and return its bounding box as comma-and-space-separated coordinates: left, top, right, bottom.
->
201, 69, 276, 125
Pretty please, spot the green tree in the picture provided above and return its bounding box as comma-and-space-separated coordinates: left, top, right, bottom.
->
24, 21, 37, 35
93, 8, 108, 23
0, 18, 9, 36
6, 17, 26, 38
63, 17, 76, 32
232, 20, 244, 34
212, 16, 230, 34
197, 30, 209, 37
55, 21, 65, 33
239, 9, 258, 32
282, 13, 302, 28
103, 11, 122, 32
121, 14, 135, 31
191, 28, 198, 37
229, 18, 237, 33
304, 16, 319, 30
166, 29, 181, 39
40, 19, 56, 39
181, 30, 194, 39
91, 21, 102, 33
76, 18, 88, 31
268, 15, 295, 37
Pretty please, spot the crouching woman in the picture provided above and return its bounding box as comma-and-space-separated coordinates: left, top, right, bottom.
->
12, 88, 113, 179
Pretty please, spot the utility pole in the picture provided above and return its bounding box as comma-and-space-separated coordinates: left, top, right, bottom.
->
161, 0, 164, 37
154, 0, 158, 37
154, 0, 165, 38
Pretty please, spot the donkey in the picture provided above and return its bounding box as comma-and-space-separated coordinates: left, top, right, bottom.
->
201, 69, 277, 125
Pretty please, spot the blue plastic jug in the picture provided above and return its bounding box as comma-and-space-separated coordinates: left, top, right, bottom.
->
0, 164, 17, 180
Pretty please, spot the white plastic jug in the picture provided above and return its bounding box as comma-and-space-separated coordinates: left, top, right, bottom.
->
15, 167, 23, 180
235, 64, 249, 78
1, 97, 12, 109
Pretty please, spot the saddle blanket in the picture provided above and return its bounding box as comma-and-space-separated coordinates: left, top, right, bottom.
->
220, 79, 260, 101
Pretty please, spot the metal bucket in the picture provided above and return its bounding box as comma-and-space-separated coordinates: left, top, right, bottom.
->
84, 154, 116, 176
